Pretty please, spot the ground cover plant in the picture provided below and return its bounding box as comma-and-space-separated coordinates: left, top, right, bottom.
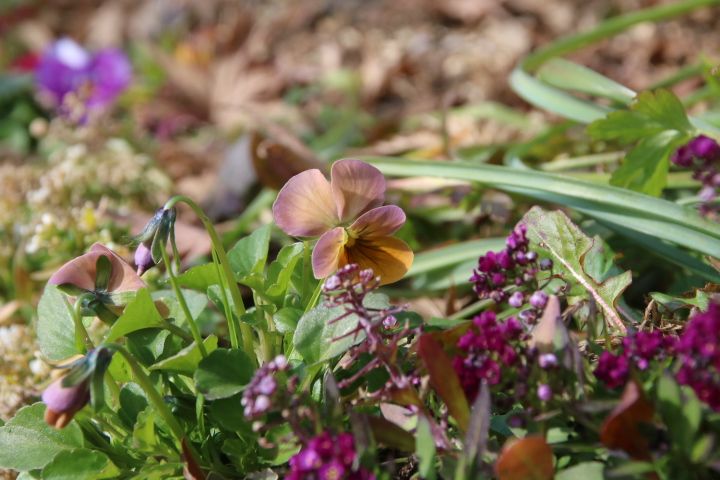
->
4, 0, 720, 479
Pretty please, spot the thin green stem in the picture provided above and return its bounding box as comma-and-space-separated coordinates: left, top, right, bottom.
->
304, 280, 323, 314
71, 295, 94, 352
165, 196, 255, 365
212, 248, 239, 348
160, 246, 207, 357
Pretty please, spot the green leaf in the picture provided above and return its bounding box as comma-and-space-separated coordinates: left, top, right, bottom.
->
267, 242, 304, 299
522, 207, 631, 332
650, 290, 711, 311
657, 374, 701, 454
118, 383, 148, 429
0, 403, 83, 471
152, 289, 207, 327
556, 462, 604, 480
273, 308, 303, 334
42, 449, 119, 480
363, 156, 720, 259
588, 89, 692, 143
105, 288, 164, 342
150, 335, 218, 375
609, 130, 683, 196
228, 225, 272, 278
194, 348, 255, 400
176, 263, 220, 291
416, 415, 437, 480
37, 285, 77, 361
293, 293, 389, 364
537, 58, 635, 104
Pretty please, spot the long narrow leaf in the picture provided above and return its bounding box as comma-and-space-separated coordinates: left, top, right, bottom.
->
407, 238, 505, 278
364, 157, 720, 258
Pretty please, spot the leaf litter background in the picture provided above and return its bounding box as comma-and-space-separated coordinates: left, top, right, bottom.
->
1, 0, 719, 476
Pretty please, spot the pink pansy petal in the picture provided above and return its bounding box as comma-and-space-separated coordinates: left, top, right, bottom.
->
330, 159, 386, 223
348, 205, 406, 238
90, 244, 145, 293
311, 227, 347, 279
48, 251, 103, 292
273, 169, 338, 237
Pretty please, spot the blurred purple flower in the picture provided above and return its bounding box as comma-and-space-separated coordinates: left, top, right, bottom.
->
676, 302, 720, 411
670, 135, 720, 216
594, 351, 630, 389
36, 38, 131, 112
286, 431, 374, 480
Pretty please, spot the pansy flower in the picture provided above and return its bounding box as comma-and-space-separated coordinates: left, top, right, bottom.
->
48, 243, 145, 309
35, 37, 131, 112
272, 159, 413, 285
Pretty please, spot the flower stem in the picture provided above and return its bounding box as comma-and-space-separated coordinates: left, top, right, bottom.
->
164, 196, 255, 364
304, 280, 324, 314
114, 346, 188, 450
160, 245, 207, 357
71, 295, 94, 353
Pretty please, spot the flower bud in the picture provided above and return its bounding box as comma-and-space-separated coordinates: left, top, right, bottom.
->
134, 242, 155, 275
508, 291, 524, 308
530, 291, 549, 309
539, 258, 553, 271
42, 377, 90, 429
537, 384, 552, 402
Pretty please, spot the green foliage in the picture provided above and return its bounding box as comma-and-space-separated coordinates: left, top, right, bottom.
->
523, 206, 631, 331
36, 285, 77, 361
194, 348, 255, 400
0, 404, 83, 471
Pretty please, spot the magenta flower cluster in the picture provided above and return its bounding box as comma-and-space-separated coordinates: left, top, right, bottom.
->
242, 355, 288, 418
675, 302, 720, 411
286, 431, 374, 480
470, 224, 552, 323
671, 135, 720, 215
452, 311, 530, 401
594, 331, 674, 389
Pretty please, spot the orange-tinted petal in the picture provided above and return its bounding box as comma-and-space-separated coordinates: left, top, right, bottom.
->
344, 236, 413, 285
273, 169, 338, 237
311, 227, 348, 279
330, 159, 385, 223
348, 205, 406, 238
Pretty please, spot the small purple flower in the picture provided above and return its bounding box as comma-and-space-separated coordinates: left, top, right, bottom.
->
594, 351, 630, 389
670, 135, 720, 216
529, 291, 548, 309
36, 37, 131, 112
287, 431, 374, 480
675, 302, 720, 411
538, 353, 558, 369
508, 291, 524, 308
537, 384, 552, 402
242, 355, 288, 418
689, 135, 720, 160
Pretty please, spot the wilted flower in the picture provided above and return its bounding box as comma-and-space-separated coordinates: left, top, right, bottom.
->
36, 38, 131, 112
42, 347, 115, 428
273, 159, 413, 285
675, 302, 720, 411
48, 243, 145, 307
286, 431, 374, 480
42, 376, 90, 429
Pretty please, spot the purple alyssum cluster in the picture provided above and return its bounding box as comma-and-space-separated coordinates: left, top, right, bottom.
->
470, 224, 552, 324
241, 355, 289, 418
286, 431, 374, 480
671, 135, 720, 215
36, 37, 131, 114
675, 302, 720, 411
594, 330, 674, 389
452, 311, 531, 401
